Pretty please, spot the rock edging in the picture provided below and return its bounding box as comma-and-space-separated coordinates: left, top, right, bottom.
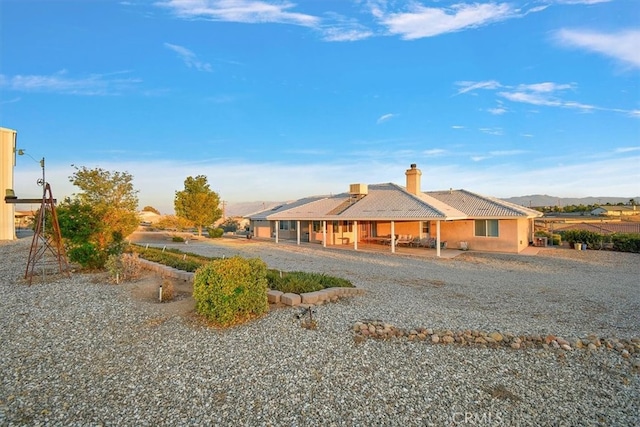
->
353, 321, 640, 361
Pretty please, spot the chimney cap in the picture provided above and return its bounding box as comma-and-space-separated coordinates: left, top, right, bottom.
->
410, 163, 417, 169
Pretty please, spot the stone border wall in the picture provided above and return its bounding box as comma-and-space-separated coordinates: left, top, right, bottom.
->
137, 258, 365, 306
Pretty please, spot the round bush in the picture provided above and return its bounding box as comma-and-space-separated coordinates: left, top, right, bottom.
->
193, 256, 268, 327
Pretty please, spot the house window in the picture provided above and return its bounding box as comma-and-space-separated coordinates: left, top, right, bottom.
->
421, 221, 430, 236
332, 221, 339, 233
342, 221, 353, 232
475, 219, 499, 237
312, 221, 322, 232
290, 220, 296, 231
279, 221, 289, 231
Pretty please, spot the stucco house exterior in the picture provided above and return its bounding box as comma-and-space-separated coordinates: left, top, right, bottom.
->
246, 165, 542, 256
591, 205, 638, 217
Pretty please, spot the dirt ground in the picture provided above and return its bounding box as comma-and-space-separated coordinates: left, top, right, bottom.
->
125, 271, 196, 318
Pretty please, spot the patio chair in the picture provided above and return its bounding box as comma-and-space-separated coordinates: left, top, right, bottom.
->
397, 234, 413, 246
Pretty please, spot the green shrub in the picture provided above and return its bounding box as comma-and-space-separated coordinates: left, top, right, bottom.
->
68, 242, 106, 270
129, 245, 211, 272
193, 256, 269, 327
611, 233, 640, 253
172, 236, 185, 242
207, 227, 224, 238
560, 230, 602, 247
266, 270, 353, 294
560, 230, 640, 253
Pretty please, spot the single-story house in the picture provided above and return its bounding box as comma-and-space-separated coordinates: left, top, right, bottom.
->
591, 205, 638, 217
245, 164, 542, 256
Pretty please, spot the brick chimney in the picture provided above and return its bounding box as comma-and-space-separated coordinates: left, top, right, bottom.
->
405, 164, 422, 195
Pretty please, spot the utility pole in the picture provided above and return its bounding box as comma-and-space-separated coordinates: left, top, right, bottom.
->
221, 200, 226, 220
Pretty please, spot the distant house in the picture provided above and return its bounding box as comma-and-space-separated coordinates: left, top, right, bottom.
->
591, 206, 638, 217
14, 210, 35, 230
246, 164, 542, 256
138, 210, 162, 225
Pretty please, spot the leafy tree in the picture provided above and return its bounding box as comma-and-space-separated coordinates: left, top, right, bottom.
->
174, 175, 222, 236
58, 166, 139, 268
142, 206, 160, 214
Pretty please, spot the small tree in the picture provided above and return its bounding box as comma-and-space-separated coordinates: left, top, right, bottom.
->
58, 166, 139, 268
174, 175, 222, 236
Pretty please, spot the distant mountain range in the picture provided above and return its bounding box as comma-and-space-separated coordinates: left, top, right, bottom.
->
226, 195, 639, 217
501, 195, 639, 208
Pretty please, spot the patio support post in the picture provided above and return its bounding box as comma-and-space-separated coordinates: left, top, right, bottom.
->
296, 220, 301, 245
322, 220, 327, 248
436, 220, 441, 257
275, 221, 279, 244
391, 221, 396, 253
354, 220, 358, 251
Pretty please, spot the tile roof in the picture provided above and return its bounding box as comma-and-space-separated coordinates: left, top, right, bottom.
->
266, 195, 351, 220
246, 183, 541, 222
427, 189, 542, 218
338, 183, 465, 220
248, 196, 329, 220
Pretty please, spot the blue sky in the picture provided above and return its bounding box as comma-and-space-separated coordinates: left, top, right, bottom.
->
1, 0, 639, 214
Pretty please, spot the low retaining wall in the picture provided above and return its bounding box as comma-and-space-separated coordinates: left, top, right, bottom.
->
137, 258, 195, 282
268, 287, 366, 307
137, 258, 365, 306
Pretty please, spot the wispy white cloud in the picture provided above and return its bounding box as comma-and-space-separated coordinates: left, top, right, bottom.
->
469, 149, 527, 162
614, 146, 640, 153
375, 2, 516, 40
498, 83, 596, 112
553, 0, 611, 4
156, 0, 320, 27
517, 82, 575, 93
164, 43, 213, 71
457, 79, 637, 117
319, 12, 374, 42
489, 150, 527, 156
471, 156, 489, 162
376, 113, 397, 124
451, 125, 465, 129
554, 29, 640, 69
455, 80, 501, 95
0, 70, 141, 95
321, 26, 373, 42
423, 149, 447, 156
479, 127, 503, 136
487, 107, 507, 115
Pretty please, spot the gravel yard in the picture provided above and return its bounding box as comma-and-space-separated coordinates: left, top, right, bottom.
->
1, 235, 638, 426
